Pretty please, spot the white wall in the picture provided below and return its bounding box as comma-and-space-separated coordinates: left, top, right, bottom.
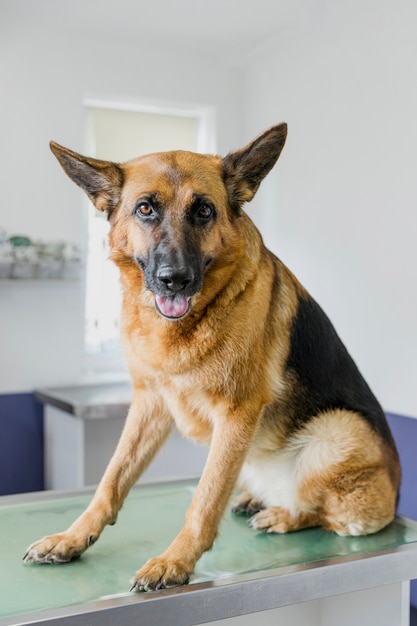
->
243, 0, 417, 416
0, 14, 243, 393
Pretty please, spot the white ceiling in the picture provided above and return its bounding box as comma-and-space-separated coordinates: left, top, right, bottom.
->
2, 0, 307, 62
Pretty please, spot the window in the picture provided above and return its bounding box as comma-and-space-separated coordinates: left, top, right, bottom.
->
83, 101, 216, 374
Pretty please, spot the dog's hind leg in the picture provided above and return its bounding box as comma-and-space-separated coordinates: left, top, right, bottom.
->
246, 463, 397, 536
249, 460, 398, 537
298, 412, 400, 537
23, 389, 172, 564
319, 463, 399, 536
249, 507, 322, 533
244, 410, 400, 537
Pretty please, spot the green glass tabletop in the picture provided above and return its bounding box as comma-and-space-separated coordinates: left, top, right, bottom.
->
1, 480, 417, 619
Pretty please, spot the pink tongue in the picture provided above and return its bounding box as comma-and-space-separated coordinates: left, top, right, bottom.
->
155, 294, 190, 318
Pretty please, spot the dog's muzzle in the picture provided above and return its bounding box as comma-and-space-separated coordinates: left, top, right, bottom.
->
136, 260, 201, 320
153, 265, 193, 319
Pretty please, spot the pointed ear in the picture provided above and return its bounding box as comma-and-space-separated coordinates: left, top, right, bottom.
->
223, 123, 287, 213
49, 141, 124, 213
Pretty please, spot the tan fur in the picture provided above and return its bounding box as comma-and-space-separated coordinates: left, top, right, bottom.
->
24, 126, 400, 591
242, 410, 399, 537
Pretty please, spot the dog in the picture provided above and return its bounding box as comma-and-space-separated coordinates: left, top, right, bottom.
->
24, 123, 401, 591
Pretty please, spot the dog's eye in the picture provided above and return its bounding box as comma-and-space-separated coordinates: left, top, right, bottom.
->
135, 201, 153, 217
197, 204, 214, 219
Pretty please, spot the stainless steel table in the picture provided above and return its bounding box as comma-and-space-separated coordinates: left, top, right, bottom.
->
1, 480, 416, 626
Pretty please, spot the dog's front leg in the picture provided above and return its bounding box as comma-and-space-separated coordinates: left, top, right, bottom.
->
131, 403, 261, 591
23, 389, 172, 564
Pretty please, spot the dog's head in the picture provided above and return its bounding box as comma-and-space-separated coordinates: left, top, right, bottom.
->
50, 124, 287, 320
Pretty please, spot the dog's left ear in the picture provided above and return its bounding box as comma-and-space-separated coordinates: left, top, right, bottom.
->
50, 141, 123, 213
223, 123, 287, 213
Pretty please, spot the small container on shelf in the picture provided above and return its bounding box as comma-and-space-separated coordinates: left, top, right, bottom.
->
0, 232, 82, 281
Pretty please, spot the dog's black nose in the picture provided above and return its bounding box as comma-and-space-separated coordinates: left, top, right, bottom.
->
156, 266, 193, 292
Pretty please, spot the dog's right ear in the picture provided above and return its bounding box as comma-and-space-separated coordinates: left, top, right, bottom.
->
50, 141, 123, 213
223, 123, 287, 214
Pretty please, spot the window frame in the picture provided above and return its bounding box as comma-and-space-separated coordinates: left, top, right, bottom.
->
81, 97, 217, 379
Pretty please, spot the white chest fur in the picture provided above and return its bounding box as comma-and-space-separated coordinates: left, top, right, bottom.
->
239, 446, 304, 514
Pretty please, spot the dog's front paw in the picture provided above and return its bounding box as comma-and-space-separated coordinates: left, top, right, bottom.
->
23, 532, 95, 565
130, 556, 191, 592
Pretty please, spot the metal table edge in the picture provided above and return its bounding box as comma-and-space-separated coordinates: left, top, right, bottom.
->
34, 385, 132, 419
3, 540, 417, 626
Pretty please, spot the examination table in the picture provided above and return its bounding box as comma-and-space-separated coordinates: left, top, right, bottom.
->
1, 479, 417, 625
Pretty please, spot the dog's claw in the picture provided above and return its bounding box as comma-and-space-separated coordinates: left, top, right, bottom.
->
129, 579, 159, 593
130, 580, 153, 593
248, 515, 268, 531
130, 556, 191, 592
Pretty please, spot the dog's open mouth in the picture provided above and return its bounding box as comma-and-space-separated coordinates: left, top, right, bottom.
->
155, 294, 191, 320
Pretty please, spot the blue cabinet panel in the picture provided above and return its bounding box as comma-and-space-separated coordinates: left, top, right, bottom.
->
387, 412, 417, 606
0, 393, 44, 495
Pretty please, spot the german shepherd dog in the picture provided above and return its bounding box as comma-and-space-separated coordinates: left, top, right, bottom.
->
24, 124, 401, 591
